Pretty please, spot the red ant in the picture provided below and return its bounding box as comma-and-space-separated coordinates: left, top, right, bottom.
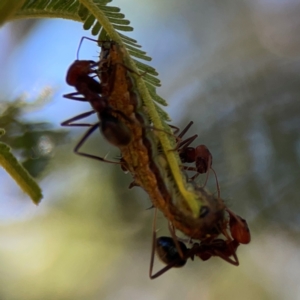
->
148, 204, 243, 279
61, 38, 133, 164
148, 202, 250, 278
173, 122, 251, 244
150, 234, 240, 279
172, 121, 220, 197
61, 38, 152, 166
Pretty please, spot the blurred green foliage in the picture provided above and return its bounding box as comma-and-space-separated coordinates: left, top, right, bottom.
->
0, 96, 68, 178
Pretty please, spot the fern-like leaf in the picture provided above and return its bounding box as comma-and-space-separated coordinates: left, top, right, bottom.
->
6, 0, 209, 213
10, 0, 168, 111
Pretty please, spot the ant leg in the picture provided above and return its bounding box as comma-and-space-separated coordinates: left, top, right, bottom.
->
73, 123, 120, 164
189, 157, 220, 198
210, 167, 220, 198
219, 222, 232, 242
149, 207, 158, 279
214, 249, 239, 266
226, 208, 248, 230
168, 124, 180, 135
150, 252, 187, 279
149, 209, 188, 279
61, 110, 96, 127
226, 208, 251, 244
168, 222, 184, 259
63, 92, 90, 101
177, 121, 194, 139
203, 157, 211, 185
227, 241, 240, 266
182, 166, 200, 181
172, 131, 198, 153
178, 134, 198, 149
173, 121, 197, 150
169, 134, 198, 152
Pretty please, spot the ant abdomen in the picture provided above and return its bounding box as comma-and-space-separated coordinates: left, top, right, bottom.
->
228, 212, 251, 244
100, 112, 132, 147
156, 237, 187, 268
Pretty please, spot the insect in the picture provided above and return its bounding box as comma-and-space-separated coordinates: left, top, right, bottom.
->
172, 121, 220, 197
102, 48, 218, 219
149, 202, 250, 278
150, 234, 240, 279
61, 44, 133, 164
174, 122, 251, 241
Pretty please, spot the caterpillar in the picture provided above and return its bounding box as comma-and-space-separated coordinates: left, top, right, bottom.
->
97, 41, 226, 241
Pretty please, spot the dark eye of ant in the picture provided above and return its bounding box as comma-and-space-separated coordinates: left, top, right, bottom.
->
199, 206, 210, 218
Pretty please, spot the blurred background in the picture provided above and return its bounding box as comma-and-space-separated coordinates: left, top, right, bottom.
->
0, 0, 300, 299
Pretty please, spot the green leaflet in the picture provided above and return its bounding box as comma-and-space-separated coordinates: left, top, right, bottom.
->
0, 135, 43, 205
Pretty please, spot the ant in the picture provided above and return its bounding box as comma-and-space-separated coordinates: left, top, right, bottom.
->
173, 122, 251, 244
147, 186, 250, 278
63, 38, 180, 172
150, 233, 240, 279
61, 38, 133, 164
148, 203, 240, 279
62, 37, 154, 165
171, 121, 220, 198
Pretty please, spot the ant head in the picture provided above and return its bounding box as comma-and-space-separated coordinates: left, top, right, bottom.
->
195, 145, 213, 173
66, 60, 96, 86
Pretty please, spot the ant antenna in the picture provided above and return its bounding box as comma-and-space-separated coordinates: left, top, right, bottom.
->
76, 36, 103, 60
149, 207, 158, 279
